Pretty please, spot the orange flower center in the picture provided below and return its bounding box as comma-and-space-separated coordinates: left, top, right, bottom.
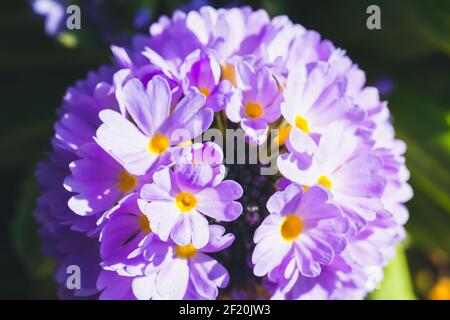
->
280, 215, 304, 241
175, 244, 197, 259
148, 134, 170, 155
220, 63, 237, 87
244, 102, 264, 119
175, 192, 197, 212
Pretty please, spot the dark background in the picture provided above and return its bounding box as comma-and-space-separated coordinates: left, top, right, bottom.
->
1, 0, 449, 299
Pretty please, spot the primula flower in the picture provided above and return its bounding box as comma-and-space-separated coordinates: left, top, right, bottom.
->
55, 66, 118, 154
64, 143, 149, 217
140, 162, 243, 248
182, 51, 233, 112
142, 48, 234, 111
252, 184, 347, 278
99, 193, 155, 269
280, 62, 363, 155
96, 76, 214, 176
31, 0, 65, 35
278, 122, 386, 232
227, 62, 282, 144
274, 214, 403, 300
169, 142, 226, 186
132, 225, 234, 300
34, 6, 411, 300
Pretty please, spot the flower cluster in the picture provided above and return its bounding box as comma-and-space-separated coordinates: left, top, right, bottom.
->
35, 6, 411, 299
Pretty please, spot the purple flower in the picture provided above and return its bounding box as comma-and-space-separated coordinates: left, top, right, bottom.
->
34, 6, 411, 300
169, 142, 226, 186
63, 143, 151, 217
226, 61, 282, 144
141, 49, 234, 112
31, 0, 66, 35
273, 214, 403, 299
55, 66, 118, 154
132, 225, 234, 300
375, 77, 394, 96
140, 162, 243, 248
97, 269, 136, 300
134, 8, 152, 30
182, 52, 234, 112
253, 184, 347, 279
278, 122, 386, 233
280, 62, 364, 155
96, 76, 214, 176
99, 193, 155, 270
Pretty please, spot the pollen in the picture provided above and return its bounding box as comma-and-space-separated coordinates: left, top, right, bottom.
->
220, 63, 237, 87
138, 214, 152, 234
317, 175, 332, 190
175, 192, 198, 212
148, 133, 170, 155
295, 115, 310, 133
175, 244, 197, 259
117, 171, 138, 193
244, 102, 264, 119
199, 87, 211, 98
280, 215, 304, 241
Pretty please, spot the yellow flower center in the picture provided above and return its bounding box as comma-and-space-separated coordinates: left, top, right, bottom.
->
244, 102, 264, 119
317, 175, 333, 190
117, 171, 138, 192
220, 63, 236, 87
280, 215, 304, 241
295, 115, 310, 133
199, 87, 211, 98
303, 185, 310, 192
175, 192, 197, 212
275, 125, 292, 145
175, 244, 197, 259
148, 134, 170, 155
138, 214, 152, 234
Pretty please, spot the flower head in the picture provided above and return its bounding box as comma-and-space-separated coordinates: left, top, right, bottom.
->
96, 76, 214, 176
278, 122, 386, 233
227, 62, 282, 144
140, 161, 242, 248
132, 225, 234, 300
253, 184, 347, 279
34, 6, 411, 301
64, 143, 150, 217
281, 62, 364, 155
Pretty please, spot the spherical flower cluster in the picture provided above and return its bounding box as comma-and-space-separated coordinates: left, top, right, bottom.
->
35, 6, 412, 300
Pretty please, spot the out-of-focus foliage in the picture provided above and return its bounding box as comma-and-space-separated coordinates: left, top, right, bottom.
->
2, 0, 449, 299
11, 175, 56, 298
369, 245, 416, 300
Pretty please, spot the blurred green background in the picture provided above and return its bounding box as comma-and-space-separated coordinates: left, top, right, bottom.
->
1, 0, 449, 299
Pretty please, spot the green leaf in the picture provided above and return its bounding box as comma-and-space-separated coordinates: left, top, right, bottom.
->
369, 245, 416, 300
